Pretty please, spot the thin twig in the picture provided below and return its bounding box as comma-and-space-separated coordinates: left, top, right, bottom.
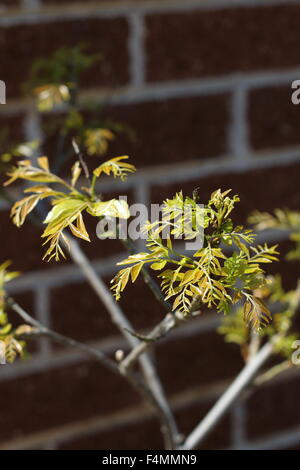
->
8, 297, 179, 448
6, 297, 118, 374
67, 236, 180, 448
248, 330, 261, 361
120, 309, 201, 374
120, 313, 180, 373
254, 359, 292, 386
180, 341, 275, 450
72, 138, 90, 180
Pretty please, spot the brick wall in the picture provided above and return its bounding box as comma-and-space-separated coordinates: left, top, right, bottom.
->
1, 0, 300, 450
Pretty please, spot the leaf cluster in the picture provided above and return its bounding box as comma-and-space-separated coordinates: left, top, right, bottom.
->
111, 190, 279, 329
0, 261, 29, 363
5, 155, 135, 261
218, 275, 300, 359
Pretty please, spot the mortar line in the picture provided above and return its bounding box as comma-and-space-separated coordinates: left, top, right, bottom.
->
2, 0, 300, 25
0, 313, 220, 382
0, 380, 229, 450
128, 12, 146, 88
2, 70, 300, 115
231, 398, 247, 447
21, 0, 41, 9
230, 425, 300, 450
34, 285, 52, 357
229, 85, 250, 161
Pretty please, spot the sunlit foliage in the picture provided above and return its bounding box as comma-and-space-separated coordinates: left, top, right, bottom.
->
5, 155, 135, 261
111, 190, 279, 330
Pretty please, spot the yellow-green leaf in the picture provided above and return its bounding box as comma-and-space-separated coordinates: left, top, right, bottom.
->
150, 260, 167, 271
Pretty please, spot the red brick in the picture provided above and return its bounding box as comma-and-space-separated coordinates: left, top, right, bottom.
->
282, 442, 300, 450
50, 281, 119, 345
249, 85, 300, 151
151, 162, 300, 225
146, 5, 300, 82
0, 113, 25, 183
7, 290, 39, 354
155, 329, 244, 396
10, 291, 34, 323
0, 113, 25, 143
0, 17, 129, 98
245, 374, 300, 439
42, 95, 229, 169
59, 416, 163, 450
0, 210, 54, 272
176, 398, 231, 450
41, 110, 135, 178
0, 359, 140, 441
105, 95, 230, 167
50, 273, 167, 348
0, 207, 76, 272
60, 395, 231, 450
117, 276, 168, 331
0, 1, 19, 8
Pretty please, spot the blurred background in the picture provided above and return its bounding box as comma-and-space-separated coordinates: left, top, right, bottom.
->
1, 0, 300, 450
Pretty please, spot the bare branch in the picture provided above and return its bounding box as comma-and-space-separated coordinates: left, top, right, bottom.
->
7, 297, 118, 374
120, 310, 201, 373
181, 341, 275, 450
8, 296, 178, 448
248, 330, 261, 361
67, 236, 180, 448
254, 359, 292, 386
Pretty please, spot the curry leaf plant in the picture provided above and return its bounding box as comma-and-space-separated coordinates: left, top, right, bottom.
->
111, 190, 279, 330
0, 261, 30, 363
5, 155, 135, 261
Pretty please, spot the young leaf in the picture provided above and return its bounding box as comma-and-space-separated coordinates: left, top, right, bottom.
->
243, 296, 272, 330
93, 156, 136, 181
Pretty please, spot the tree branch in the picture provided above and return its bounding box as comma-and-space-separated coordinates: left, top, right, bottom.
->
254, 359, 292, 386
120, 310, 201, 374
67, 236, 180, 448
7, 297, 118, 374
8, 296, 178, 448
180, 341, 275, 450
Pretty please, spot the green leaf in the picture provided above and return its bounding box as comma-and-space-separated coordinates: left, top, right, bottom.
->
93, 156, 136, 181
130, 263, 143, 282
150, 260, 167, 271
88, 199, 130, 219
243, 296, 272, 330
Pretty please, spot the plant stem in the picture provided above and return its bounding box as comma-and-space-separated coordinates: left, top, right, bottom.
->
180, 341, 274, 450
120, 309, 201, 373
7, 297, 118, 374
67, 236, 180, 448
8, 296, 178, 448
254, 359, 292, 386
90, 174, 97, 201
